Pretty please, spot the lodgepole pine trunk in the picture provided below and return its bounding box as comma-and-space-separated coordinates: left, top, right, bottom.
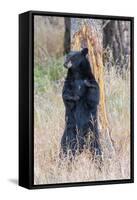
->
64, 18, 71, 54
71, 24, 115, 155
103, 20, 130, 70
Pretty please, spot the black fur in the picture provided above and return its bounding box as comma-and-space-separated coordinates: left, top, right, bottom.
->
60, 48, 101, 158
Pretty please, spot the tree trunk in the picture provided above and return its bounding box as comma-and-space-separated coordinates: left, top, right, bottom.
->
71, 23, 115, 155
103, 20, 130, 71
64, 18, 71, 54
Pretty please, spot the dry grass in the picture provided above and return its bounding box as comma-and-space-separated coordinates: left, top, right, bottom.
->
34, 16, 65, 67
34, 67, 130, 185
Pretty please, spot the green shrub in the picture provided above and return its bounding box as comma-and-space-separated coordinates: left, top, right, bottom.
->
34, 57, 66, 94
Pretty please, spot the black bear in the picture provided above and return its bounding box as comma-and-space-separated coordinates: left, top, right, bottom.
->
60, 48, 102, 158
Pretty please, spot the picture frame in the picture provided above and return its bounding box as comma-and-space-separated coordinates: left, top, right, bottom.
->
19, 10, 134, 189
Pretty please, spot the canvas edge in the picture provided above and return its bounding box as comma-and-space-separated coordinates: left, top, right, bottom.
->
19, 10, 134, 189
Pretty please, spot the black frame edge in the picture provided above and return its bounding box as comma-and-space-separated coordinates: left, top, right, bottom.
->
26, 10, 134, 20
130, 17, 134, 182
19, 10, 134, 189
19, 12, 31, 189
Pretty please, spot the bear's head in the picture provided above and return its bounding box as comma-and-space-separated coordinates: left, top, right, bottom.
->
64, 48, 91, 79
64, 48, 88, 69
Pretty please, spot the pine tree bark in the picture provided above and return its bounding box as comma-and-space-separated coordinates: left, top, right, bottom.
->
64, 18, 71, 54
103, 20, 130, 70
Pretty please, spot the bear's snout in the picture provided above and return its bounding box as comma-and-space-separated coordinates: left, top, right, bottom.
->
64, 60, 72, 69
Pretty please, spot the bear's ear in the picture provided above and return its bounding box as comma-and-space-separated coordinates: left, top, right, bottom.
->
81, 48, 88, 56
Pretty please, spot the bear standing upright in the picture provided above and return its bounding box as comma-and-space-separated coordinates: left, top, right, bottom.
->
60, 48, 102, 158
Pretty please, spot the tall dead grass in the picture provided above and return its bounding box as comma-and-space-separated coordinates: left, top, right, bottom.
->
34, 67, 130, 185
34, 16, 65, 67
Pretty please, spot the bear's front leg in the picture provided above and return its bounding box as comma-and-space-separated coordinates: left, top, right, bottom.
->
62, 80, 80, 105
63, 93, 80, 101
